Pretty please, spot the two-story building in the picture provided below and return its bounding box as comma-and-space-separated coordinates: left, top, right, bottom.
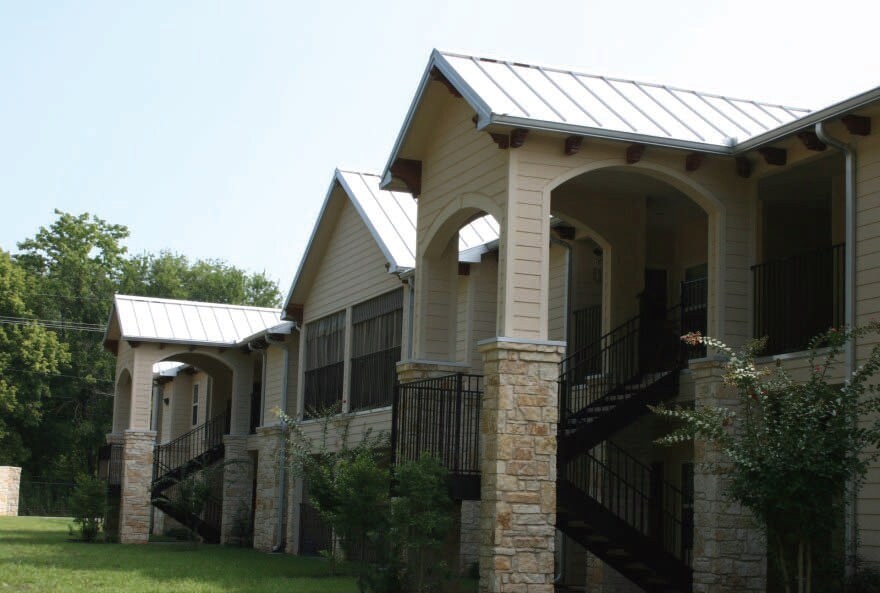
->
106, 50, 880, 593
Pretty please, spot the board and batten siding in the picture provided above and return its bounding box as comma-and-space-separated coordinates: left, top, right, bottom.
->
302, 194, 403, 325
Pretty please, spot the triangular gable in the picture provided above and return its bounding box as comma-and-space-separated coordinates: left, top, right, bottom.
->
283, 169, 414, 319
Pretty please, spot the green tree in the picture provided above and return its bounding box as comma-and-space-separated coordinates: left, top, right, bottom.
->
653, 326, 880, 593
14, 211, 128, 480
122, 251, 280, 307
0, 249, 69, 466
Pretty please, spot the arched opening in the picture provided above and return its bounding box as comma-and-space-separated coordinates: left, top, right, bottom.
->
416, 208, 501, 373
547, 165, 717, 590
153, 352, 235, 444
550, 166, 714, 353
112, 369, 133, 434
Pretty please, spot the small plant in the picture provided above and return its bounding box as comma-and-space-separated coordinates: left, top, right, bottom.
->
229, 500, 253, 547
68, 473, 107, 542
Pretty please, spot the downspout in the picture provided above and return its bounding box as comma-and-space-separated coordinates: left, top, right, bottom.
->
815, 121, 857, 569
273, 335, 293, 552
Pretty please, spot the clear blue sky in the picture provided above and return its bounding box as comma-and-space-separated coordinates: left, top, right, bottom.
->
2, 0, 878, 292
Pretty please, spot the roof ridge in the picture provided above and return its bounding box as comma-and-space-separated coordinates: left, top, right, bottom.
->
114, 293, 281, 313
437, 50, 813, 112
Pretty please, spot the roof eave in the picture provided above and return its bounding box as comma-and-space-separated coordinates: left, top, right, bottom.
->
488, 114, 735, 155
733, 85, 880, 154
380, 50, 494, 189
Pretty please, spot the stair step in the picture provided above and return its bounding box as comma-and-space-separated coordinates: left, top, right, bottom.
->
606, 548, 630, 558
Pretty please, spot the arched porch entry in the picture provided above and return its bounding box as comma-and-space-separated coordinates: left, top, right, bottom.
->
544, 162, 723, 593
547, 162, 723, 346
413, 198, 502, 371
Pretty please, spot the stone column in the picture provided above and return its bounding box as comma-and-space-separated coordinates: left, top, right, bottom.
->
0, 466, 22, 516
119, 430, 156, 544
690, 358, 766, 593
478, 338, 564, 593
252, 425, 285, 551
221, 435, 253, 545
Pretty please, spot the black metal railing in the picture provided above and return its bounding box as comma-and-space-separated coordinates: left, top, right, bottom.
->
560, 441, 693, 564
303, 362, 344, 419
298, 503, 333, 556
680, 277, 708, 359
18, 480, 75, 516
559, 304, 685, 428
571, 304, 602, 364
153, 411, 228, 484
752, 243, 845, 356
391, 373, 483, 477
349, 346, 400, 412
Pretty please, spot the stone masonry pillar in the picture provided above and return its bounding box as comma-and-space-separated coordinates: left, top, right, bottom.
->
0, 466, 22, 516
690, 358, 766, 593
119, 430, 156, 544
478, 338, 564, 593
252, 425, 285, 551
221, 435, 253, 545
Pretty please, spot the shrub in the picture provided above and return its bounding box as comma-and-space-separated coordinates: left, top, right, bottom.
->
68, 473, 107, 542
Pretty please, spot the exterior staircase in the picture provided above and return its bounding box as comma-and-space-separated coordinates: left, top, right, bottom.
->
392, 279, 707, 593
150, 411, 228, 543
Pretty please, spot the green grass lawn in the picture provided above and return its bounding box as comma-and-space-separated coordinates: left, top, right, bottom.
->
0, 516, 358, 593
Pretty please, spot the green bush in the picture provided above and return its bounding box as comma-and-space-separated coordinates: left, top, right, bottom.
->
68, 473, 107, 542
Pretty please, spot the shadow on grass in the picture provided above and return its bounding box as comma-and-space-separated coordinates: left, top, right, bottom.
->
0, 517, 358, 593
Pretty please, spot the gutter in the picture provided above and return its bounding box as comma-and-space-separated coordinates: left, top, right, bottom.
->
815, 121, 858, 569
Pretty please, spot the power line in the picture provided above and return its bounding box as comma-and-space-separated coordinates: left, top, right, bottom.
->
0, 316, 106, 332
1, 366, 114, 385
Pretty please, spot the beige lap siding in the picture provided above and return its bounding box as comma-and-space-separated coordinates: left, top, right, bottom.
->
302, 192, 402, 325
854, 121, 880, 563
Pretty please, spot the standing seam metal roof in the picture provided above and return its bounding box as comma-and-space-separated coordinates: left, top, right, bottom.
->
111, 294, 283, 345
437, 51, 811, 148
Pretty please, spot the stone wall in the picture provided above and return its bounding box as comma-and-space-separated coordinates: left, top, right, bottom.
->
0, 466, 21, 516
460, 499, 480, 573
119, 430, 156, 544
690, 358, 766, 593
478, 339, 564, 593
252, 426, 285, 551
221, 435, 254, 545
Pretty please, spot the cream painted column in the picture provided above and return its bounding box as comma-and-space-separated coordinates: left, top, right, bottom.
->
119, 429, 156, 544
500, 154, 552, 340
220, 435, 253, 545
690, 358, 766, 593
478, 338, 564, 593
228, 354, 255, 435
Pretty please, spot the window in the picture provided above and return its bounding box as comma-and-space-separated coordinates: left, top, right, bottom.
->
303, 311, 345, 418
191, 383, 199, 426
349, 290, 403, 411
